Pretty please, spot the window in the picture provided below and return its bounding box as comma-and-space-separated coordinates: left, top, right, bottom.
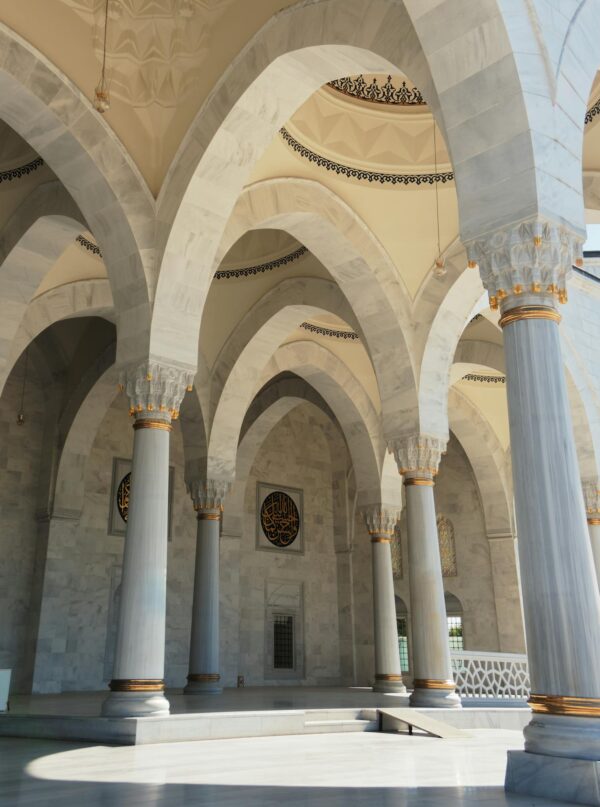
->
397, 616, 409, 672
447, 615, 464, 651
273, 614, 294, 669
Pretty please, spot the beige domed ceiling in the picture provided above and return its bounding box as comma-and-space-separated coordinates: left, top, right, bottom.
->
250, 74, 460, 299
4, 0, 301, 194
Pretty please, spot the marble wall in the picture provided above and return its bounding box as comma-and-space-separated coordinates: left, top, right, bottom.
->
0, 354, 45, 692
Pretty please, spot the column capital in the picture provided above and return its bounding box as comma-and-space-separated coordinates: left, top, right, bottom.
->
360, 506, 398, 538
188, 478, 231, 513
389, 434, 446, 478
120, 360, 194, 420
583, 479, 600, 524
465, 217, 584, 310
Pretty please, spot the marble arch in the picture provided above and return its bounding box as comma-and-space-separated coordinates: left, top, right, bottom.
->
152, 0, 538, 372
4, 279, 114, 393
0, 182, 86, 394
214, 178, 417, 441
208, 274, 360, 422
257, 341, 384, 505
0, 23, 154, 366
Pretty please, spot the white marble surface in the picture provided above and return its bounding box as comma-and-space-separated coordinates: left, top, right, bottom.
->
0, 728, 576, 806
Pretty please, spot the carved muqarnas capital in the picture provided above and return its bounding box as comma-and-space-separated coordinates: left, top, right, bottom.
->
389, 434, 446, 476
121, 360, 194, 418
466, 217, 584, 302
360, 506, 398, 536
188, 478, 231, 512
583, 479, 600, 516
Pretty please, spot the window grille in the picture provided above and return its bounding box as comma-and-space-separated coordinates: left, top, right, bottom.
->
397, 616, 409, 672
273, 614, 294, 669
447, 615, 464, 651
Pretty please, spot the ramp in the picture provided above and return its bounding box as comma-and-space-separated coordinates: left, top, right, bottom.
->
378, 708, 468, 738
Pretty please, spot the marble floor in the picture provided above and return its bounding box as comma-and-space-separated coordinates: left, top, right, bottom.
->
0, 729, 576, 806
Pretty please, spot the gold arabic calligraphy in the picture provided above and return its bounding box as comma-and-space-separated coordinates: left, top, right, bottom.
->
117, 472, 131, 523
260, 491, 300, 548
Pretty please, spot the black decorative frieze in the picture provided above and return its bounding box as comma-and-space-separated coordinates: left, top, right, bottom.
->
214, 245, 307, 279
585, 97, 600, 125
328, 75, 425, 106
76, 234, 103, 258
280, 128, 454, 186
300, 322, 360, 340
0, 157, 44, 184
462, 373, 506, 385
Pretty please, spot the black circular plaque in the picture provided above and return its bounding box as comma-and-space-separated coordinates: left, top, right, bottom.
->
117, 472, 131, 523
260, 491, 300, 548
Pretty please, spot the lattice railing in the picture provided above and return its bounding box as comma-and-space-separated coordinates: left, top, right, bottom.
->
450, 650, 530, 700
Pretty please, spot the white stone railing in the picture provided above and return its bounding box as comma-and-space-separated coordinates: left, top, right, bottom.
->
450, 650, 530, 700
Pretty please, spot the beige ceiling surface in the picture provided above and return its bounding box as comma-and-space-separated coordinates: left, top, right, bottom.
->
453, 378, 510, 450
2, 0, 299, 194
250, 79, 460, 300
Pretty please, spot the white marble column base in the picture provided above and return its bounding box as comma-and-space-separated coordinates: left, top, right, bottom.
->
184, 678, 223, 695
410, 687, 461, 709
524, 713, 600, 759
101, 691, 170, 717
506, 750, 600, 805
372, 679, 407, 694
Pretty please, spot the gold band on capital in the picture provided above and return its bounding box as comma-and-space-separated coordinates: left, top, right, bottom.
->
133, 418, 172, 432
109, 678, 165, 692
589, 518, 600, 526
404, 477, 434, 487
529, 694, 600, 718
370, 535, 392, 544
499, 305, 562, 329
375, 674, 403, 682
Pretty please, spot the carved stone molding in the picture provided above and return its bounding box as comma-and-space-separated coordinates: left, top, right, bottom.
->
583, 479, 600, 516
360, 506, 398, 536
465, 218, 584, 305
188, 478, 231, 512
120, 360, 194, 418
389, 435, 447, 476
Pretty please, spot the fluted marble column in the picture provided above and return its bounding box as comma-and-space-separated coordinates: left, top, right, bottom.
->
185, 479, 230, 694
584, 480, 600, 588
361, 507, 405, 693
391, 436, 460, 708
469, 220, 600, 802
102, 362, 192, 718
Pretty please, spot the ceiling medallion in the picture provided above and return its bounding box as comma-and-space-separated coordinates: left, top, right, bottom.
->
328, 75, 425, 106
0, 157, 44, 184
280, 128, 453, 186
214, 245, 307, 280
300, 322, 359, 341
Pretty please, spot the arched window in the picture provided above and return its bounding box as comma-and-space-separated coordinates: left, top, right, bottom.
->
395, 595, 409, 672
445, 591, 464, 651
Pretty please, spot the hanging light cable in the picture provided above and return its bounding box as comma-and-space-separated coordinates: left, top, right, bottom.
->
93, 0, 111, 113
16, 349, 28, 426
432, 119, 446, 278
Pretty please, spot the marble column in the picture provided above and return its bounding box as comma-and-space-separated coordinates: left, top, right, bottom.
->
185, 479, 230, 694
102, 362, 192, 718
361, 507, 405, 693
583, 480, 600, 588
391, 436, 460, 708
469, 220, 600, 804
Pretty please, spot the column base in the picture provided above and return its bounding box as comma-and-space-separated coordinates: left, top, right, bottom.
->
101, 690, 170, 717
373, 674, 406, 694
410, 680, 461, 709
184, 673, 222, 695
506, 750, 600, 805
524, 713, 600, 759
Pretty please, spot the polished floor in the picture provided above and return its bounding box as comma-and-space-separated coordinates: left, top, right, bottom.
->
1, 729, 576, 806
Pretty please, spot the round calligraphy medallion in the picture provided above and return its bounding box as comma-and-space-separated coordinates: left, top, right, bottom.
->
260, 491, 300, 548
117, 472, 131, 523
